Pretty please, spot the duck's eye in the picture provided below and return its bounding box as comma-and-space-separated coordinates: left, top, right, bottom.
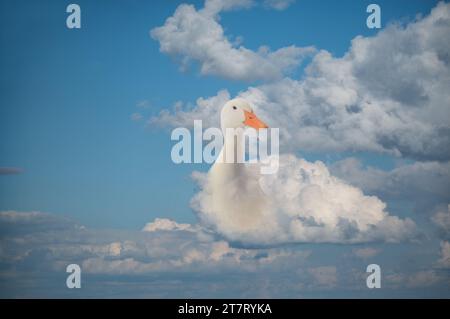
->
232, 106, 237, 110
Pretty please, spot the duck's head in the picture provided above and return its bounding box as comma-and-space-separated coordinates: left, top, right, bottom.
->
220, 98, 268, 131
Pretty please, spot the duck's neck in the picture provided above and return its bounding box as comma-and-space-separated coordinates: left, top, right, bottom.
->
217, 127, 245, 165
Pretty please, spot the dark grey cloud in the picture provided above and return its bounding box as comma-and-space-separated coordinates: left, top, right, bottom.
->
0, 167, 23, 175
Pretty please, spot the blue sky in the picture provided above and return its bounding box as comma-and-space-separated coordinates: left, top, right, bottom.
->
1, 0, 449, 298
0, 0, 440, 228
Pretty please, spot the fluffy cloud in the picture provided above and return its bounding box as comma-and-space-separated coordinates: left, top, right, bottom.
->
150, 0, 315, 81
432, 205, 450, 235
331, 158, 450, 206
151, 90, 231, 128
152, 2, 450, 161
142, 218, 194, 232
0, 212, 336, 298
0, 211, 312, 276
191, 154, 417, 245
0, 211, 448, 297
436, 241, 450, 268
202, 0, 255, 13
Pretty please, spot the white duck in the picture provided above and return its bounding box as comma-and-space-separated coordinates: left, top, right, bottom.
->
192, 98, 276, 237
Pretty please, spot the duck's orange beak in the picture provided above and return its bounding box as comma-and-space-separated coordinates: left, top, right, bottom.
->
243, 110, 268, 129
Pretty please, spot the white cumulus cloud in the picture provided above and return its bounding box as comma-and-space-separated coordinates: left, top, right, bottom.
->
432, 205, 450, 234
436, 240, 450, 268
150, 0, 315, 81
191, 154, 417, 245
152, 2, 450, 161
142, 218, 194, 232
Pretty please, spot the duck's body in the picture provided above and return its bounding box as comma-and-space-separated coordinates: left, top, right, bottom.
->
197, 98, 270, 234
